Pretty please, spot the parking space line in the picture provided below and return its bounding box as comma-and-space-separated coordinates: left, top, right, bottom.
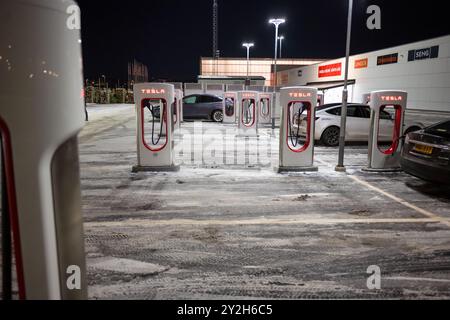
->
85, 217, 447, 228
349, 175, 450, 228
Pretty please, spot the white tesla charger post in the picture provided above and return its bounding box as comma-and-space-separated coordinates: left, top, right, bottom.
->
174, 89, 183, 132
133, 83, 179, 172
259, 93, 273, 125
277, 87, 318, 173
0, 0, 87, 299
237, 91, 259, 137
364, 90, 408, 172
223, 92, 237, 124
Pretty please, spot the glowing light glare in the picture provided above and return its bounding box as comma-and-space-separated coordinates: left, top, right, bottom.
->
269, 18, 286, 26
141, 88, 166, 95
289, 92, 312, 98
381, 95, 403, 102
242, 43, 255, 49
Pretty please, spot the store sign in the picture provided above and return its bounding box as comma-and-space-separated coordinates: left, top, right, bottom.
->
377, 53, 398, 66
355, 58, 368, 69
318, 63, 342, 78
408, 46, 439, 62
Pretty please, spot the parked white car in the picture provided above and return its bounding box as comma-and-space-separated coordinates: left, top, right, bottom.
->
296, 103, 423, 147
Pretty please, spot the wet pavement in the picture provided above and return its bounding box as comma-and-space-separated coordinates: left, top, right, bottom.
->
80, 104, 450, 299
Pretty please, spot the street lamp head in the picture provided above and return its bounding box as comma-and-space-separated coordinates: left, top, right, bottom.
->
278, 35, 285, 40
269, 18, 286, 26
242, 43, 255, 49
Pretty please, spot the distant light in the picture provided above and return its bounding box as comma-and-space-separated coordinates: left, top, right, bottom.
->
78, 39, 82, 44
29, 73, 34, 78
43, 70, 47, 74
278, 36, 285, 40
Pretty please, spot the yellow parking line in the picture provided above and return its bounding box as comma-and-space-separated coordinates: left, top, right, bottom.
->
349, 175, 450, 228
85, 217, 447, 228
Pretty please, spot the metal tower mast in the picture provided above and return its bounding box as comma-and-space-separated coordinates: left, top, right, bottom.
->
213, 0, 218, 58
213, 0, 219, 74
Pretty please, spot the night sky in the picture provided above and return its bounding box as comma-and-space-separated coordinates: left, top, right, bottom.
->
77, 0, 450, 84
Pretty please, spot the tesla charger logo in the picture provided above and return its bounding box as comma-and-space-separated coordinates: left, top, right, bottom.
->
289, 92, 312, 98
242, 93, 256, 98
66, 5, 81, 30
141, 89, 166, 95
381, 95, 403, 102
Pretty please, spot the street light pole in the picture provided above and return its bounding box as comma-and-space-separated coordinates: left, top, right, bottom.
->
269, 18, 285, 130
278, 36, 285, 59
242, 43, 254, 88
336, 0, 353, 172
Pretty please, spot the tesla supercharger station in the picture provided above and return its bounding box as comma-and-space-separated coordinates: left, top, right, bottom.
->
277, 87, 319, 173
364, 90, 407, 172
362, 93, 371, 104
259, 93, 273, 125
0, 0, 87, 299
317, 93, 324, 106
174, 89, 183, 130
223, 92, 237, 124
133, 83, 179, 172
237, 91, 259, 137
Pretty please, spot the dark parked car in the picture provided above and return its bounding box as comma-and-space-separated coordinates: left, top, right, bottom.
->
183, 94, 224, 122
401, 120, 450, 184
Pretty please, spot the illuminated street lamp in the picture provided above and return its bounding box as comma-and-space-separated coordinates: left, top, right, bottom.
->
242, 42, 254, 85
269, 18, 285, 129
278, 35, 285, 58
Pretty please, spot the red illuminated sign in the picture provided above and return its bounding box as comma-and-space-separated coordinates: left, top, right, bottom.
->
381, 95, 403, 102
318, 63, 342, 78
289, 92, 312, 98
141, 88, 166, 95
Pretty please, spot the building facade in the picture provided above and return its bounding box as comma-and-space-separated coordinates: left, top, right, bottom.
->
276, 35, 450, 112
200, 57, 324, 86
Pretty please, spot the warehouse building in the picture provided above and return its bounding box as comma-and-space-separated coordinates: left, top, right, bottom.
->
200, 57, 324, 86
276, 35, 450, 112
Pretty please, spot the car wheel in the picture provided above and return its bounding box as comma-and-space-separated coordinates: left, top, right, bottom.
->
212, 110, 223, 122
321, 126, 340, 147
404, 126, 421, 135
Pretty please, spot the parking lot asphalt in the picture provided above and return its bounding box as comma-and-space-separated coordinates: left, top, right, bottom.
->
80, 105, 450, 299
